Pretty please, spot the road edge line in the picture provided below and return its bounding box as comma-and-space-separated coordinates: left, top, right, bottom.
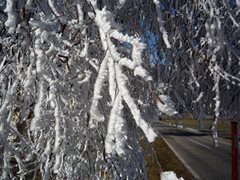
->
159, 134, 201, 180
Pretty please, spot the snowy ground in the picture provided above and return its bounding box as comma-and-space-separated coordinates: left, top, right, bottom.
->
161, 171, 184, 180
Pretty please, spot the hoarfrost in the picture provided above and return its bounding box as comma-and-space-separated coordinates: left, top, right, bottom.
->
156, 95, 178, 117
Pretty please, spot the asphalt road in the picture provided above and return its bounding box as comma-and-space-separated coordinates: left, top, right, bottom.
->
154, 123, 240, 180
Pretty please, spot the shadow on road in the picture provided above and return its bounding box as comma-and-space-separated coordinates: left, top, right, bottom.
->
155, 124, 210, 137
153, 123, 215, 137
161, 131, 209, 137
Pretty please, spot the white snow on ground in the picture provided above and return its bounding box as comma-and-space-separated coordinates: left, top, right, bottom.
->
161, 171, 184, 180
176, 125, 183, 128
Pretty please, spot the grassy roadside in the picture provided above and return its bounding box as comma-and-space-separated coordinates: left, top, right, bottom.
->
162, 118, 231, 139
141, 137, 194, 180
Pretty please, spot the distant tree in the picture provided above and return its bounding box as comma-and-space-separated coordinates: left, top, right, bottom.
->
0, 0, 239, 179
149, 0, 240, 146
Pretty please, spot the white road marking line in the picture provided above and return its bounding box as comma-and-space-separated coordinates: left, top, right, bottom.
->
160, 135, 201, 180
188, 138, 212, 150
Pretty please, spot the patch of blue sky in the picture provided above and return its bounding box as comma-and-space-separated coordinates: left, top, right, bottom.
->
118, 1, 235, 68
147, 33, 159, 65
141, 0, 236, 66
124, 41, 131, 49
171, 7, 176, 16
229, 0, 237, 8
139, 20, 160, 65
123, 13, 178, 66
160, 51, 167, 65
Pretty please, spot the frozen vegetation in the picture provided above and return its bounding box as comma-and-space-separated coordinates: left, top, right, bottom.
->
0, 0, 239, 179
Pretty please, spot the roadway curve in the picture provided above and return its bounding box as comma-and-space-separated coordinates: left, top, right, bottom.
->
154, 123, 240, 180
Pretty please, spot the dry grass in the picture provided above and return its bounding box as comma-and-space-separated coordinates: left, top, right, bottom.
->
141, 137, 194, 180
163, 118, 231, 139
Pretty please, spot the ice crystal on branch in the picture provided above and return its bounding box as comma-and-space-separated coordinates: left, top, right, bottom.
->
0, 1, 156, 179
89, 7, 156, 153
1, 0, 240, 179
